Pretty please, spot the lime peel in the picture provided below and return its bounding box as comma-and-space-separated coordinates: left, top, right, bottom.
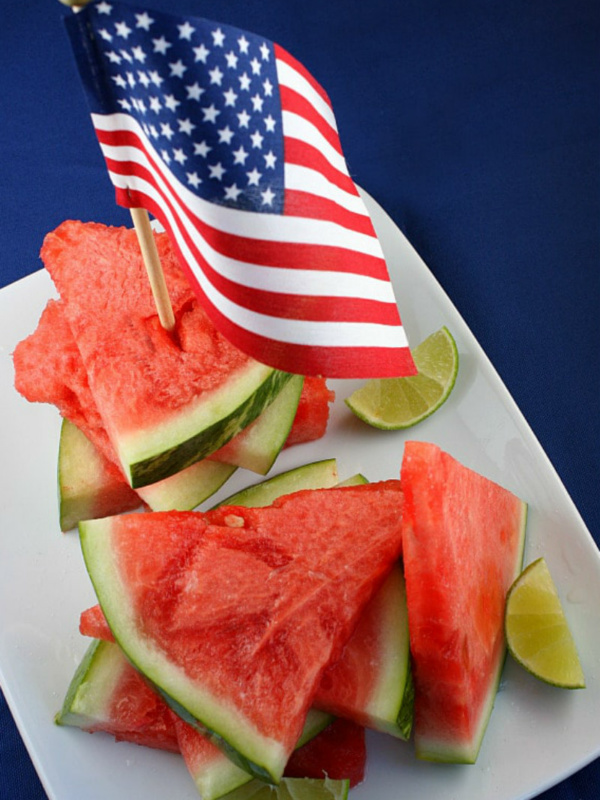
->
505, 557, 585, 689
345, 326, 458, 430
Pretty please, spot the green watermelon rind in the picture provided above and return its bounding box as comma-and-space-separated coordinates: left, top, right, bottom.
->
211, 375, 304, 476
415, 501, 528, 764
295, 709, 334, 748
55, 639, 123, 729
213, 459, 339, 509
334, 474, 369, 488
58, 420, 140, 531
119, 364, 293, 488
136, 459, 237, 512
359, 564, 414, 740
395, 668, 415, 741
79, 517, 289, 783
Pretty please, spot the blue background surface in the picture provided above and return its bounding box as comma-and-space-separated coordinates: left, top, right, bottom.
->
1, 1, 598, 798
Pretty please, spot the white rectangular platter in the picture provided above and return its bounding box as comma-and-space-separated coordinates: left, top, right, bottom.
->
1, 191, 599, 800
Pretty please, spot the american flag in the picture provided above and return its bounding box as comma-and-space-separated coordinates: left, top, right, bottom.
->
65, 0, 416, 378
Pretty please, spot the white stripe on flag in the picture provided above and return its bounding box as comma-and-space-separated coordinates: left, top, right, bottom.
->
281, 110, 350, 179
284, 162, 367, 216
275, 55, 338, 133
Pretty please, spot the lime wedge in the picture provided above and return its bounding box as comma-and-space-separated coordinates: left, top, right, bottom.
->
345, 327, 458, 430
505, 557, 585, 689
222, 777, 350, 800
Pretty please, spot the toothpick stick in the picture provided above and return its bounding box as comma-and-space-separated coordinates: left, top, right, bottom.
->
129, 207, 175, 333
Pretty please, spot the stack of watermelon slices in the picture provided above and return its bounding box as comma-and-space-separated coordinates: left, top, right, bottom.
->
12, 220, 531, 795
58, 636, 367, 798
52, 442, 528, 798
59, 476, 408, 798
13, 220, 335, 527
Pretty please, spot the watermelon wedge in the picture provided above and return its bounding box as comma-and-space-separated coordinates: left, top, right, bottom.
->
58, 418, 140, 532
55, 638, 179, 753
57, 637, 343, 800
79, 482, 403, 783
283, 377, 336, 448
401, 441, 527, 763
208, 375, 304, 475
14, 298, 118, 470
314, 562, 413, 740
284, 718, 365, 788
22, 220, 296, 488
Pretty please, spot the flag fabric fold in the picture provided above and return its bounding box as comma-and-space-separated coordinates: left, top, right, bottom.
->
65, 0, 416, 378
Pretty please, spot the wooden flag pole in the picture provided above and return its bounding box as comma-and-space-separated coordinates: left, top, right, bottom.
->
129, 207, 176, 333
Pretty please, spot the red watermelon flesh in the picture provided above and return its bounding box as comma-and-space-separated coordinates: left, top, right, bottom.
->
284, 718, 366, 787
104, 658, 179, 753
13, 298, 120, 473
401, 441, 527, 763
283, 377, 335, 447
80, 604, 115, 642
79, 482, 403, 781
40, 220, 253, 436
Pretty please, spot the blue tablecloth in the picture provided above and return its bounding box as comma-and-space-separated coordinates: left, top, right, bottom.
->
1, 1, 598, 798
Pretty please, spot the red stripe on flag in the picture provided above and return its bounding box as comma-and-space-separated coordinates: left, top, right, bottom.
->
278, 84, 342, 157
274, 43, 334, 114
283, 137, 358, 197
284, 189, 375, 237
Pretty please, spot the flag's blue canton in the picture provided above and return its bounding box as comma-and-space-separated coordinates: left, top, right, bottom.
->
86, 1, 284, 213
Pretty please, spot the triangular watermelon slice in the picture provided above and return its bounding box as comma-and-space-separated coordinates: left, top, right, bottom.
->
400, 441, 527, 763
38, 220, 292, 488
79, 482, 403, 783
